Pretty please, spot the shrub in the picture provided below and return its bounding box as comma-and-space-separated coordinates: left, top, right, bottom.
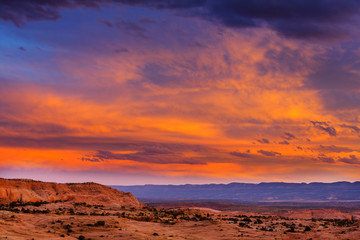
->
239, 222, 250, 228
242, 217, 252, 223
63, 224, 72, 230
95, 221, 105, 226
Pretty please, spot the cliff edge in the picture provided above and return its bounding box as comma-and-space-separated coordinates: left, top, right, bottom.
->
0, 178, 141, 207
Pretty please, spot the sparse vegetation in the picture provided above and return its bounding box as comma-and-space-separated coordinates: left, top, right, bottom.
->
304, 226, 312, 232
1, 190, 360, 240
95, 220, 105, 226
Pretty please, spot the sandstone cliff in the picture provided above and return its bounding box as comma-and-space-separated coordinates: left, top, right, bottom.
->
0, 178, 141, 207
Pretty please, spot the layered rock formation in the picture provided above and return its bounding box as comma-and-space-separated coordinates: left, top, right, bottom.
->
0, 178, 141, 207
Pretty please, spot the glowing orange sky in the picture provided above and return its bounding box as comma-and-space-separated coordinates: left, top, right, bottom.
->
0, 1, 360, 184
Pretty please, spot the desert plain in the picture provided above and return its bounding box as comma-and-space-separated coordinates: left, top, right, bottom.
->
1, 179, 360, 240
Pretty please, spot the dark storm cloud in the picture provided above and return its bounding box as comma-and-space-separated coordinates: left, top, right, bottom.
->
114, 0, 205, 9
310, 121, 337, 136
117, 0, 360, 39
257, 150, 281, 157
340, 124, 360, 133
82, 149, 206, 165
256, 138, 270, 144
0, 0, 107, 26
2, 0, 360, 39
338, 155, 360, 165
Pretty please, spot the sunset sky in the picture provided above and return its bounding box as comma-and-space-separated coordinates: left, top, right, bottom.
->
1, 0, 360, 185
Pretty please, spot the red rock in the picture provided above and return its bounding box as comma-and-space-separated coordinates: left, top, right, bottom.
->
0, 178, 141, 208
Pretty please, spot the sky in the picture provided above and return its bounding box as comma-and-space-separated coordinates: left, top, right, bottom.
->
0, 0, 360, 185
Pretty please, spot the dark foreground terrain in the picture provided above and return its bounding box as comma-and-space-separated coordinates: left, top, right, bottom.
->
1, 179, 360, 239
1, 199, 360, 239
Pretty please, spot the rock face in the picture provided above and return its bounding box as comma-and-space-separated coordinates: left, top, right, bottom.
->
0, 178, 141, 207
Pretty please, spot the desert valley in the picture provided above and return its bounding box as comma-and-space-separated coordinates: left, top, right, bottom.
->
1, 178, 360, 240
2, 1, 360, 239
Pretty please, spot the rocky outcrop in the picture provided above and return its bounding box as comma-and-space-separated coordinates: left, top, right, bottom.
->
0, 178, 141, 207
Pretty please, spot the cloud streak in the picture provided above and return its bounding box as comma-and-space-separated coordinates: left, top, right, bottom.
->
319, 145, 357, 153
256, 138, 270, 144
257, 150, 281, 157
310, 121, 337, 136
282, 132, 296, 140
340, 124, 360, 133
316, 154, 335, 163
82, 149, 206, 165
229, 151, 254, 159
339, 155, 360, 165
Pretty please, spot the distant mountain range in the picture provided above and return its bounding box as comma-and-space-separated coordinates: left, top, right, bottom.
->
111, 182, 360, 201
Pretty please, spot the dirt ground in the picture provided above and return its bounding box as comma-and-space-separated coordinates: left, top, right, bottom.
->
1, 202, 359, 240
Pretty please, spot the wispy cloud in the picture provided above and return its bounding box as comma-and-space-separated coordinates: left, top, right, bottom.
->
282, 132, 296, 140
339, 155, 360, 165
82, 149, 206, 165
257, 138, 270, 144
310, 121, 337, 136
340, 124, 360, 133
257, 150, 281, 157
229, 151, 254, 158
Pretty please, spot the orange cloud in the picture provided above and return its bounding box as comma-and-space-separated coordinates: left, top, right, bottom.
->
1, 10, 359, 184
